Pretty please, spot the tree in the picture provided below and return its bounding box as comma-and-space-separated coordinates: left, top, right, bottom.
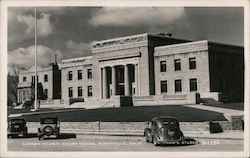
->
7, 64, 20, 107
7, 75, 18, 107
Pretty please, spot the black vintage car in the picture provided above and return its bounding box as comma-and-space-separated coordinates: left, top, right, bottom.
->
37, 117, 60, 140
144, 116, 185, 146
7, 119, 28, 138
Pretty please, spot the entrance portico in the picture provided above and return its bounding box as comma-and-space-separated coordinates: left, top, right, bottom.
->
100, 58, 139, 99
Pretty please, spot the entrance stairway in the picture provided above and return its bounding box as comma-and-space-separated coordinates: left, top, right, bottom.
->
68, 99, 115, 109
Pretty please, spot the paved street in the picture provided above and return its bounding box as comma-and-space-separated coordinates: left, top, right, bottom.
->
8, 134, 243, 152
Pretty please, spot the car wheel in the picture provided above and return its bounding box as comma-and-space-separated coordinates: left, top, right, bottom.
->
7, 134, 11, 139
43, 126, 53, 136
153, 136, 159, 146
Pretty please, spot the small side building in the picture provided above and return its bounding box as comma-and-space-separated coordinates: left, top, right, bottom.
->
17, 62, 61, 103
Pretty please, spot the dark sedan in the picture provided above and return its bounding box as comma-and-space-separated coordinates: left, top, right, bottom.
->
144, 116, 185, 146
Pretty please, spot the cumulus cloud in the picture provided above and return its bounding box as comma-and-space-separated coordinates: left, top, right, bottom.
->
8, 45, 62, 74
17, 13, 55, 37
65, 40, 92, 56
89, 7, 185, 27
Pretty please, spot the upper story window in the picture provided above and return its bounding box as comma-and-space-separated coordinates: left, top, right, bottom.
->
23, 77, 26, 82
174, 59, 181, 71
68, 71, 73, 81
78, 70, 82, 80
230, 59, 235, 69
31, 76, 38, 83
217, 58, 223, 67
175, 79, 182, 92
44, 74, 48, 82
32, 76, 35, 82
160, 61, 167, 72
189, 58, 196, 70
87, 69, 92, 79
160, 80, 168, 93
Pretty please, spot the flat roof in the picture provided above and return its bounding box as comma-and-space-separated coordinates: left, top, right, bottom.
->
62, 56, 93, 63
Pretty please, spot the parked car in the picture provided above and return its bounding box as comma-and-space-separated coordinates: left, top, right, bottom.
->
7, 119, 28, 138
144, 116, 185, 146
37, 117, 60, 140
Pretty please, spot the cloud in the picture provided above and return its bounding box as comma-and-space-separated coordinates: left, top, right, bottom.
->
8, 45, 62, 74
89, 7, 185, 27
65, 40, 92, 56
17, 13, 55, 37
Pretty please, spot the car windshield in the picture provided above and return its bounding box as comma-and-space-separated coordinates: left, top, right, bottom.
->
162, 120, 177, 125
41, 118, 57, 124
11, 120, 24, 123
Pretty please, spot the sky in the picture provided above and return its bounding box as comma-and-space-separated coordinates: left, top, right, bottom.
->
7, 7, 244, 74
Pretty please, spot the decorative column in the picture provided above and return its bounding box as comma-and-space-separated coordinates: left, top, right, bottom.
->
124, 64, 130, 96
102, 67, 107, 99
111, 66, 116, 97
134, 64, 138, 96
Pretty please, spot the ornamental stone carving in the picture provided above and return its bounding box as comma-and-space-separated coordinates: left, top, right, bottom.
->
154, 40, 209, 57
92, 33, 148, 53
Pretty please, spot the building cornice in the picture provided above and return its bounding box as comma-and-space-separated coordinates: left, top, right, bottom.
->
154, 40, 208, 57
92, 34, 149, 53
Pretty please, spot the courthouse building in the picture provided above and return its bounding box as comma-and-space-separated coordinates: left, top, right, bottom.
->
17, 33, 244, 106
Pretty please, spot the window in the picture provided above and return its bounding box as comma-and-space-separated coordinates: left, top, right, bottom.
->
174, 59, 181, 71
87, 69, 92, 79
31, 76, 38, 83
230, 59, 235, 69
68, 71, 73, 81
219, 77, 224, 92
160, 80, 168, 93
160, 61, 167, 72
23, 77, 26, 82
68, 87, 73, 98
32, 76, 35, 82
88, 86, 93, 97
189, 58, 196, 70
44, 89, 48, 99
78, 70, 82, 80
175, 79, 182, 92
44, 74, 48, 82
190, 78, 197, 92
78, 86, 82, 97
217, 58, 222, 67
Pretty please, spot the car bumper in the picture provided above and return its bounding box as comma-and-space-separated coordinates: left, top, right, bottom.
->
8, 131, 25, 135
158, 137, 184, 145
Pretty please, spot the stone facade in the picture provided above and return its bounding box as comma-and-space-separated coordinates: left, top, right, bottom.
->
17, 33, 244, 105
154, 40, 244, 102
60, 56, 93, 101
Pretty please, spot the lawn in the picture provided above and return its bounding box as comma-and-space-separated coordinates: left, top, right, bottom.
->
12, 105, 227, 122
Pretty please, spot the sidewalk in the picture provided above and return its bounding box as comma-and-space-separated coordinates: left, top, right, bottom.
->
8, 108, 86, 118
27, 129, 244, 140
184, 131, 244, 140
182, 104, 244, 115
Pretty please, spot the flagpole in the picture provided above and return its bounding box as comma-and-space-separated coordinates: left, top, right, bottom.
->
34, 7, 38, 111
